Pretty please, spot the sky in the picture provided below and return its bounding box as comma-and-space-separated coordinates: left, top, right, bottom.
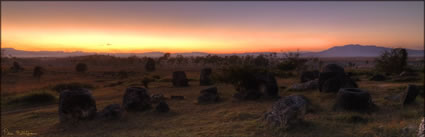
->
1, 1, 424, 53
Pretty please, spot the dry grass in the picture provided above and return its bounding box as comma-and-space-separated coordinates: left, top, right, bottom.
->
1, 57, 423, 137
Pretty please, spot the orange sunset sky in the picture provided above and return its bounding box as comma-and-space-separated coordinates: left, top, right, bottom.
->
1, 2, 424, 53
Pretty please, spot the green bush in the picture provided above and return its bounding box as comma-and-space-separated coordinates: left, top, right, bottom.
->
52, 82, 94, 93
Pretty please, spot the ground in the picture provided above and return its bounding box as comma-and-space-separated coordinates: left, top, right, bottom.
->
1, 58, 424, 137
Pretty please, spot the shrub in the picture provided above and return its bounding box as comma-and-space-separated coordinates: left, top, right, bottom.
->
145, 58, 156, 72
217, 64, 267, 88
33, 66, 44, 79
75, 63, 88, 73
276, 51, 308, 71
375, 48, 408, 74
7, 91, 56, 105
253, 55, 269, 66
52, 82, 94, 93
10, 61, 24, 73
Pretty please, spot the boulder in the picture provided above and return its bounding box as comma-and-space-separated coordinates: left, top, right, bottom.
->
300, 70, 319, 83
322, 64, 345, 74
145, 58, 155, 72
402, 85, 419, 105
233, 73, 279, 100
369, 74, 386, 81
418, 118, 424, 137
58, 88, 97, 123
200, 68, 213, 86
255, 73, 279, 98
122, 87, 152, 112
151, 93, 166, 104
172, 71, 189, 87
264, 95, 310, 129
288, 79, 318, 91
98, 104, 122, 120
198, 87, 220, 104
334, 88, 375, 112
318, 64, 357, 92
156, 101, 170, 113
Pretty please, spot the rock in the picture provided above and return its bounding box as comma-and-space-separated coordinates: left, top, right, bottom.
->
98, 104, 122, 120
58, 88, 97, 123
401, 124, 417, 137
255, 73, 279, 98
151, 93, 166, 104
322, 64, 345, 74
156, 101, 170, 113
264, 95, 310, 129
370, 74, 386, 81
172, 71, 189, 87
122, 87, 152, 112
145, 58, 155, 72
418, 118, 424, 137
288, 79, 318, 91
198, 87, 220, 104
200, 68, 213, 86
318, 64, 357, 92
170, 96, 185, 100
300, 70, 319, 83
402, 85, 419, 105
233, 73, 279, 100
334, 88, 375, 112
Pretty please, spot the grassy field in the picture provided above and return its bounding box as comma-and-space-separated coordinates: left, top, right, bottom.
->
1, 57, 424, 137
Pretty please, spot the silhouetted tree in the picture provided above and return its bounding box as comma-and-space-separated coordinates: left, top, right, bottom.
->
253, 55, 269, 66
10, 61, 24, 73
33, 66, 44, 80
145, 58, 156, 72
375, 48, 408, 74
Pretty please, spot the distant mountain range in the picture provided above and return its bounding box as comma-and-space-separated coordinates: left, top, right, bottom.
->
1, 44, 423, 58
302, 44, 424, 57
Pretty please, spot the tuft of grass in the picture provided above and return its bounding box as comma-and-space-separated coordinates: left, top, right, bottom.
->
52, 82, 94, 93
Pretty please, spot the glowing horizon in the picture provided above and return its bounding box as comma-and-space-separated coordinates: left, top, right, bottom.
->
1, 2, 424, 53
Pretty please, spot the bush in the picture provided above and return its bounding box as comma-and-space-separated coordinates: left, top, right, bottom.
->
33, 66, 44, 79
52, 82, 94, 93
253, 55, 269, 66
276, 51, 308, 71
7, 91, 56, 105
375, 48, 408, 74
217, 64, 267, 88
10, 61, 24, 73
75, 63, 88, 73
